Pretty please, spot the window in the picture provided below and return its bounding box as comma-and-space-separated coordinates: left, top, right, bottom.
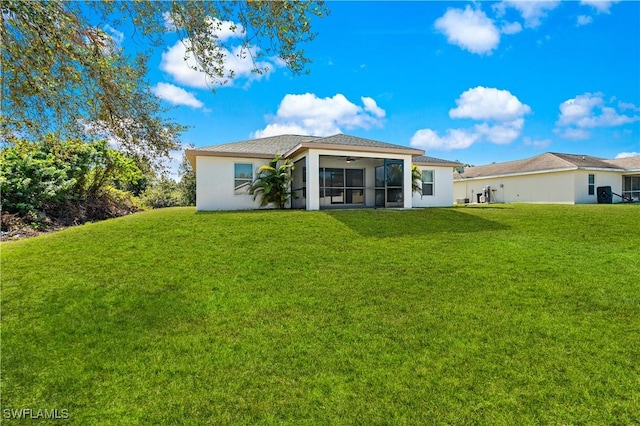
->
234, 163, 253, 195
319, 168, 364, 206
374, 161, 404, 207
623, 176, 640, 201
588, 174, 595, 195
422, 170, 434, 196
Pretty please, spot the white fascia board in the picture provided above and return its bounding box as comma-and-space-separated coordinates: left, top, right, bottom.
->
284, 143, 423, 159
455, 167, 577, 181
579, 167, 626, 172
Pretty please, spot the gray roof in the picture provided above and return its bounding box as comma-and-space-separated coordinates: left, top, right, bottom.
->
194, 134, 316, 156
308, 133, 417, 151
188, 133, 425, 157
605, 156, 640, 170
454, 152, 635, 180
550, 153, 625, 169
413, 155, 462, 167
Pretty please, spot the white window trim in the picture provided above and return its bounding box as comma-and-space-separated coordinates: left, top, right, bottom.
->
422, 169, 435, 197
588, 173, 595, 196
234, 162, 254, 196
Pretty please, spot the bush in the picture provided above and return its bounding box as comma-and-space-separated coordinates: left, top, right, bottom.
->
139, 178, 182, 209
0, 135, 143, 228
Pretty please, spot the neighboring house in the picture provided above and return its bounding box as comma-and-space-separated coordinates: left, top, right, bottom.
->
185, 134, 461, 211
453, 152, 640, 204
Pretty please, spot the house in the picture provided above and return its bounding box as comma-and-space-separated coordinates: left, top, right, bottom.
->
185, 134, 461, 211
453, 152, 640, 204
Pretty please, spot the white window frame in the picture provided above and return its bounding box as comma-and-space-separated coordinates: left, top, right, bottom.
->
588, 174, 595, 196
234, 163, 253, 195
422, 169, 435, 196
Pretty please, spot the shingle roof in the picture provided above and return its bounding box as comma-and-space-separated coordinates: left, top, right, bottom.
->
550, 153, 623, 169
454, 152, 631, 180
188, 133, 424, 158
605, 156, 640, 170
193, 134, 317, 156
413, 155, 462, 167
311, 134, 415, 150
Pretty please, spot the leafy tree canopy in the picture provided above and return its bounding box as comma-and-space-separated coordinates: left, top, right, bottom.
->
0, 135, 142, 221
0, 0, 328, 164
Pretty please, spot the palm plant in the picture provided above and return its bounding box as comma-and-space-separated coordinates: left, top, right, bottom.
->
411, 164, 422, 196
248, 156, 294, 209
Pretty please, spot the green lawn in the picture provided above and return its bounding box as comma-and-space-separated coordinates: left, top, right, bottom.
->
2, 205, 639, 424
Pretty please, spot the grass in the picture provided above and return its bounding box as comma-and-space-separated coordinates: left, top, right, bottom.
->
2, 204, 639, 424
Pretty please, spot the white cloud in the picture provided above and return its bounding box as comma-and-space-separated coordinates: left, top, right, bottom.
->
523, 136, 552, 149
162, 12, 177, 32
151, 82, 204, 109
205, 17, 246, 41
474, 119, 525, 144
103, 24, 124, 46
411, 87, 531, 151
410, 128, 479, 151
252, 93, 386, 138
577, 15, 594, 26
160, 39, 278, 89
581, 0, 619, 13
434, 6, 500, 55
449, 86, 531, 121
616, 152, 640, 159
501, 21, 523, 34
553, 128, 591, 140
499, 1, 561, 28
362, 97, 386, 118
159, 19, 276, 89
252, 123, 322, 139
160, 40, 218, 89
556, 93, 639, 137
619, 101, 640, 111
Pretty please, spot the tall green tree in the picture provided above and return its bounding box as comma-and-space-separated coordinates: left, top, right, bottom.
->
249, 156, 294, 209
177, 145, 196, 206
0, 0, 328, 163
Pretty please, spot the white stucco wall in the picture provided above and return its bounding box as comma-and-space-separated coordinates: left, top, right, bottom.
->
195, 156, 271, 211
195, 150, 446, 210
454, 169, 626, 204
412, 166, 456, 207
454, 170, 576, 204
573, 170, 623, 204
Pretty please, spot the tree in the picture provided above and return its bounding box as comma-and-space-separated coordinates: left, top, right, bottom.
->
139, 177, 182, 209
0, 135, 142, 224
177, 148, 196, 206
249, 156, 294, 209
0, 1, 328, 163
411, 164, 423, 196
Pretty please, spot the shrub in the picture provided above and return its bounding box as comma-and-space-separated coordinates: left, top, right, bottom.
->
0, 135, 143, 227
249, 156, 294, 209
139, 178, 182, 209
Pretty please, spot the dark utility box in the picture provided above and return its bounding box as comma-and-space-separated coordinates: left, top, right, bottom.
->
597, 186, 613, 204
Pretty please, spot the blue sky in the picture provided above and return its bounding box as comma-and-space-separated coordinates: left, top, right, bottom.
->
121, 1, 639, 167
